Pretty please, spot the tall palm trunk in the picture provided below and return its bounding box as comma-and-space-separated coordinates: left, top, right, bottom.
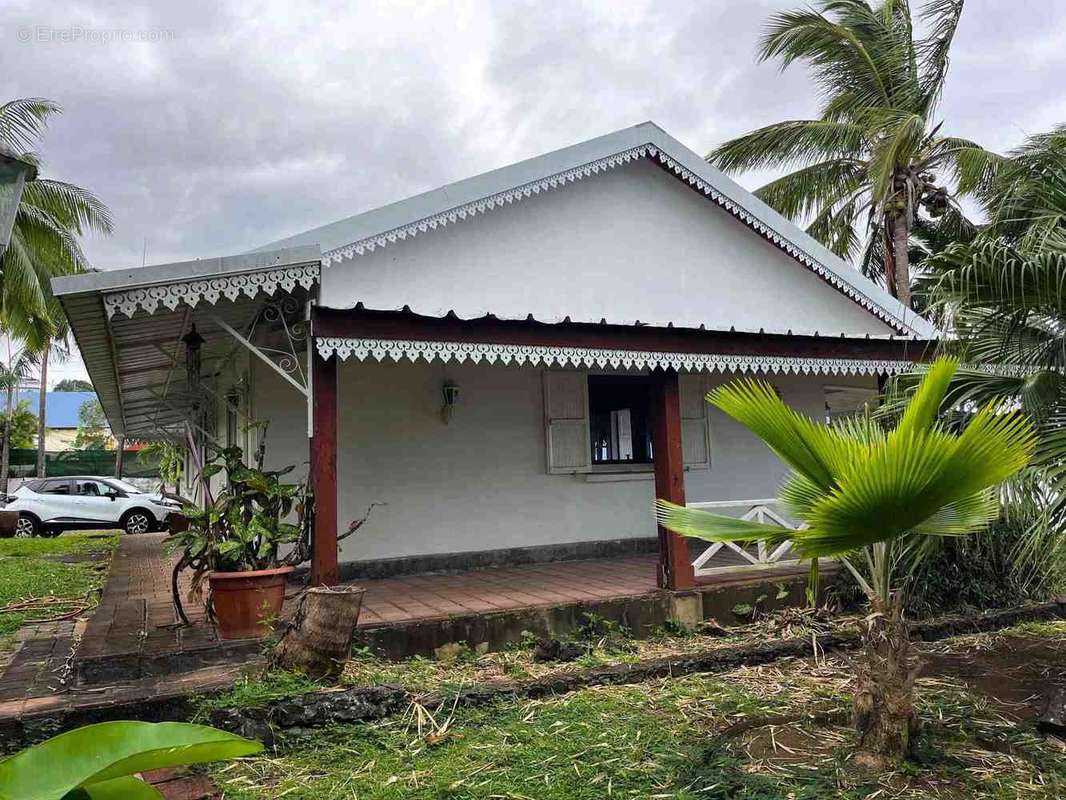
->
35, 343, 48, 478
891, 210, 913, 309
0, 382, 12, 495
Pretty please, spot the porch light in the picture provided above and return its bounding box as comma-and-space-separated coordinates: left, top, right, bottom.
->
183, 324, 205, 406
441, 381, 460, 424
0, 144, 37, 254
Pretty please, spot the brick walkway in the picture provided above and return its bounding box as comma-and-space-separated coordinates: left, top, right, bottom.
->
70, 534, 265, 685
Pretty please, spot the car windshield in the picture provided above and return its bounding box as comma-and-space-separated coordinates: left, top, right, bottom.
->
108, 479, 144, 494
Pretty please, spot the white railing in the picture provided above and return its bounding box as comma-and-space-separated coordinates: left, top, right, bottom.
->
687, 498, 802, 576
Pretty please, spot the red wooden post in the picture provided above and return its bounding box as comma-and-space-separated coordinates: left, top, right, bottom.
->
651, 368, 696, 591
310, 348, 339, 586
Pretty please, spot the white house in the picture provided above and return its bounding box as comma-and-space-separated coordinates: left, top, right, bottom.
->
53, 122, 934, 593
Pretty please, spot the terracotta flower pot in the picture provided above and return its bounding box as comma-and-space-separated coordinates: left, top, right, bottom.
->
209, 565, 294, 640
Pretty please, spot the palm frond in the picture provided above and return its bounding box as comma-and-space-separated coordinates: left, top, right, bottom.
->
915, 0, 965, 113
0, 98, 60, 153
20, 179, 113, 236
654, 500, 793, 548
708, 120, 867, 173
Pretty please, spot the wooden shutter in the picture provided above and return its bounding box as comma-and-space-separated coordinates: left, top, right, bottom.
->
544, 370, 591, 474
679, 372, 710, 469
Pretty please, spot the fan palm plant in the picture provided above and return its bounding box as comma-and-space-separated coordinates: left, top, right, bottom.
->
708, 0, 998, 306
656, 358, 1034, 766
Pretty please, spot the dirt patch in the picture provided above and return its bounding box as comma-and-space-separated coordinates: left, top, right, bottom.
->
43, 551, 111, 565
918, 635, 1066, 721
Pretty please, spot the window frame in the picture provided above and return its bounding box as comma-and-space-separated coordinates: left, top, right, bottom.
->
543, 369, 712, 476
39, 479, 73, 495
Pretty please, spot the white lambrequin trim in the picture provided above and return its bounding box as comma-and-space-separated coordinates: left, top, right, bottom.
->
104, 262, 320, 318
319, 143, 918, 337
315, 337, 915, 376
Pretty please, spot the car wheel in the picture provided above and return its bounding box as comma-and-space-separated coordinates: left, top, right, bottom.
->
122, 510, 153, 535
15, 514, 40, 538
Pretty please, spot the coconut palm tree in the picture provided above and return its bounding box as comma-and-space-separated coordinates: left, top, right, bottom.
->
0, 98, 112, 480
656, 358, 1034, 767
0, 340, 37, 493
708, 0, 998, 307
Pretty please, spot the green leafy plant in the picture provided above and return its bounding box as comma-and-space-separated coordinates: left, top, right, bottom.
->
166, 442, 310, 622
171, 442, 307, 574
138, 439, 185, 495
0, 400, 37, 449
71, 399, 111, 450
0, 720, 261, 799
656, 357, 1035, 768
168, 430, 379, 624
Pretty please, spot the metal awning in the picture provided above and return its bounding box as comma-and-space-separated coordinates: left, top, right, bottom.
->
52, 245, 320, 440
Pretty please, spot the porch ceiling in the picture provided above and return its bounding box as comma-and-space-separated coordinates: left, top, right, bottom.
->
53, 246, 319, 440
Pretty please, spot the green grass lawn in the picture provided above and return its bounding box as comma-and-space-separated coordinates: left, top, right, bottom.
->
212, 637, 1066, 800
0, 532, 119, 650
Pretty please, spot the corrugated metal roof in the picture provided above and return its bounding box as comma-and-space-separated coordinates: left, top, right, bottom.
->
256, 121, 937, 340
53, 247, 318, 439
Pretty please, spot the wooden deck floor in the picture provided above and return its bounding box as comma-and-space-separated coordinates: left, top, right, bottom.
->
356, 549, 809, 626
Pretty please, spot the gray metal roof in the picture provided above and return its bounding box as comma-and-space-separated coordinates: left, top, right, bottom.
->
256, 121, 936, 339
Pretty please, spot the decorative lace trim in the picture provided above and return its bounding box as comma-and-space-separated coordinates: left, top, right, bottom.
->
315, 336, 915, 377
104, 263, 320, 318
321, 144, 652, 265
320, 144, 916, 336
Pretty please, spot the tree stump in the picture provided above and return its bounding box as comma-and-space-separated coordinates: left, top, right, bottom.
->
272, 586, 365, 680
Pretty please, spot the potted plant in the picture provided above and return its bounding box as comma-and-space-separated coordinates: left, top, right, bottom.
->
168, 438, 311, 640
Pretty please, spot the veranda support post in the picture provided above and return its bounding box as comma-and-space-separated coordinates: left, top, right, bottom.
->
650, 368, 695, 591
310, 348, 339, 586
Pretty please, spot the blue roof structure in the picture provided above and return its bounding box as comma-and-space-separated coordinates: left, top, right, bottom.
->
13, 391, 96, 428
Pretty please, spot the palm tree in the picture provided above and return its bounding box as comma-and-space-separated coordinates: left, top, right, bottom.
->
35, 332, 72, 478
0, 340, 37, 493
656, 358, 1034, 767
708, 0, 997, 307
907, 126, 1066, 579
0, 98, 112, 481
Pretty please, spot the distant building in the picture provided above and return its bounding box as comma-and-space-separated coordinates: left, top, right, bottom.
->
14, 390, 116, 450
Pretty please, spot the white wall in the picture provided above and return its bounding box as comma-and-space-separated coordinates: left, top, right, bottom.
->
331, 358, 876, 563
249, 357, 310, 483
320, 159, 896, 338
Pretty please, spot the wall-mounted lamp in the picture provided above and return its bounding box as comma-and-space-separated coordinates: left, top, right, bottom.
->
441, 381, 461, 424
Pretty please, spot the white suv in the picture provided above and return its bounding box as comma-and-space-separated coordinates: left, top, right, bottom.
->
4, 476, 182, 537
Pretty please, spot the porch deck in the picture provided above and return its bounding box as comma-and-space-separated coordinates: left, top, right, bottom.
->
357, 549, 809, 627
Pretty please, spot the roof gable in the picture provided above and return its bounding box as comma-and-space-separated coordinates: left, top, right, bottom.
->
260, 122, 935, 338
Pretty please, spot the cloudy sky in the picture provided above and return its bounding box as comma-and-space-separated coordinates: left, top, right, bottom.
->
4, 0, 1065, 383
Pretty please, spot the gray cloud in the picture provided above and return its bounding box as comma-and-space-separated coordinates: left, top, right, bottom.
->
3, 0, 1065, 382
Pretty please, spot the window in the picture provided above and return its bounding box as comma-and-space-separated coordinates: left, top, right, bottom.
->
39, 479, 71, 495
544, 371, 711, 475
824, 385, 879, 422
74, 479, 111, 497
588, 375, 653, 465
